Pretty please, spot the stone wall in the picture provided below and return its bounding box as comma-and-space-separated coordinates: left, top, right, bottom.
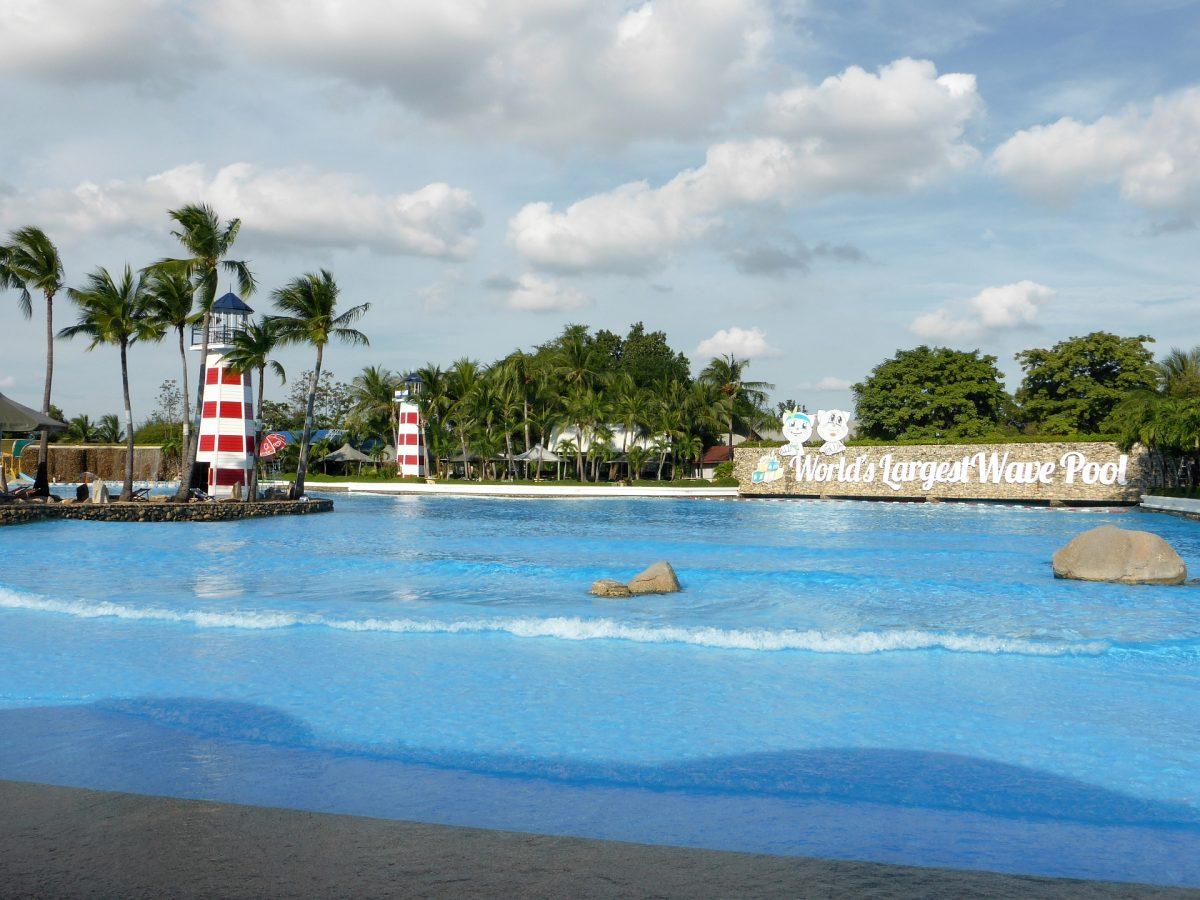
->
19, 445, 165, 482
735, 441, 1152, 503
0, 498, 333, 527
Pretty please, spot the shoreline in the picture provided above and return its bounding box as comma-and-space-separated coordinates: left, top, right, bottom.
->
2, 780, 1192, 899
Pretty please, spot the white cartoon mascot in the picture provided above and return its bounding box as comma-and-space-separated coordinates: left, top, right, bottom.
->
778, 409, 813, 459
750, 451, 785, 485
816, 409, 851, 456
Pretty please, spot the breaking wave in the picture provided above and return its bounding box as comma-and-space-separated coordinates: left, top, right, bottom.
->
0, 587, 1112, 656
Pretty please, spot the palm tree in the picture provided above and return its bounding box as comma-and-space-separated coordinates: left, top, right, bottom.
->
4, 227, 64, 493
447, 358, 482, 479
269, 270, 368, 498
97, 414, 125, 444
349, 365, 398, 447
65, 415, 98, 444
699, 354, 774, 449
1157, 346, 1200, 399
151, 204, 255, 501
224, 319, 286, 499
415, 364, 450, 477
59, 265, 160, 500
146, 269, 198, 450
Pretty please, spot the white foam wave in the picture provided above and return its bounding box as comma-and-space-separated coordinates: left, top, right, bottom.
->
0, 587, 1110, 656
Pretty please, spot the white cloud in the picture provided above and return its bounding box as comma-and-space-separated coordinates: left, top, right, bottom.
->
6, 163, 482, 259
762, 57, 981, 193
505, 273, 591, 313
799, 376, 853, 391
910, 280, 1055, 341
509, 58, 981, 273
694, 326, 780, 359
417, 270, 465, 314
991, 87, 1200, 214
0, 0, 189, 83
201, 0, 771, 147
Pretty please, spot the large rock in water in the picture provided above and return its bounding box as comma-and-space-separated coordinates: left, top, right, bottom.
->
627, 560, 682, 595
590, 579, 632, 598
1052, 525, 1187, 585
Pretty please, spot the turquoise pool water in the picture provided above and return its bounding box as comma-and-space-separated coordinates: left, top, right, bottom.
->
1, 495, 1198, 884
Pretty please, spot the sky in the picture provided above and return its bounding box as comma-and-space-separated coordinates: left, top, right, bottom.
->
1, 0, 1198, 420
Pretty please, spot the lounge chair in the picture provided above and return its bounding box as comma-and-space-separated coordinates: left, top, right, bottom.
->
188, 487, 215, 502
130, 487, 150, 501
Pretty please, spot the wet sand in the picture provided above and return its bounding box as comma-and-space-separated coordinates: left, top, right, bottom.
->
1, 780, 1193, 898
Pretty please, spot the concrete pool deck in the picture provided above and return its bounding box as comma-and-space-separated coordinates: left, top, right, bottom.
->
1, 781, 1193, 899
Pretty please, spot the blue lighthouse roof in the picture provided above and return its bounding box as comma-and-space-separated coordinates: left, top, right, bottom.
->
212, 291, 253, 314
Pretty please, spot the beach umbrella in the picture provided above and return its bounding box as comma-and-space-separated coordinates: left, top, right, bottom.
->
0, 392, 66, 493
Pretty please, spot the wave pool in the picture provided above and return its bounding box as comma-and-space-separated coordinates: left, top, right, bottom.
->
1, 494, 1198, 885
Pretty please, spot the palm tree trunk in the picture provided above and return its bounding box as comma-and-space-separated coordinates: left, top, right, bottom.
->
249, 365, 265, 500
458, 427, 470, 480
119, 340, 135, 502
176, 311, 210, 500
177, 326, 191, 450
292, 343, 323, 499
504, 431, 515, 480
523, 399, 530, 454
657, 451, 667, 481
35, 289, 54, 495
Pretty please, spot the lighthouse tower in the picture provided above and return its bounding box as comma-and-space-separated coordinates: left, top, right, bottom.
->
394, 373, 425, 478
193, 292, 256, 498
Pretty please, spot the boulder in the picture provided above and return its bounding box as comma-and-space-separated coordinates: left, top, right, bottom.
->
1052, 525, 1186, 585
627, 560, 682, 595
590, 579, 632, 598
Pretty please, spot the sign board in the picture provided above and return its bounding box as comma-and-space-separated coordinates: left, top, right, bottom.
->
737, 408, 1150, 503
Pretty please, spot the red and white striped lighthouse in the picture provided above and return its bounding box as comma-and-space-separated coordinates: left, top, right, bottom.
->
394, 373, 425, 478
194, 292, 256, 498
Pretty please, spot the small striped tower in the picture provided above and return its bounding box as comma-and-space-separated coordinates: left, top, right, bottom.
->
194, 293, 256, 498
394, 373, 425, 478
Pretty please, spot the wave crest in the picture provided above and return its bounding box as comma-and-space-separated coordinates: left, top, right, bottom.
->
0, 587, 1112, 656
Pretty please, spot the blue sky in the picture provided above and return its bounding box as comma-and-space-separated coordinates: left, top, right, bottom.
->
1, 0, 1197, 420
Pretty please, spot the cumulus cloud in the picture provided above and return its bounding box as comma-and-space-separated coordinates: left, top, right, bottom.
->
504, 273, 591, 313
200, 0, 771, 147
509, 58, 981, 273
5, 163, 482, 259
910, 280, 1055, 341
0, 0, 190, 84
694, 326, 780, 359
991, 87, 1200, 214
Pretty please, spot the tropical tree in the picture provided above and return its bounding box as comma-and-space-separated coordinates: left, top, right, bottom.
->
65, 415, 98, 444
1157, 346, 1200, 399
854, 346, 1011, 441
699, 354, 774, 449
59, 265, 160, 500
146, 269, 198, 449
224, 319, 286, 500
447, 358, 483, 479
151, 204, 255, 501
415, 364, 450, 477
97, 414, 125, 444
1015, 332, 1157, 434
3, 227, 64, 493
348, 365, 399, 447
269, 270, 369, 498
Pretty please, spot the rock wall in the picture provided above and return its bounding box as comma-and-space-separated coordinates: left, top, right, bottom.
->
0, 498, 333, 527
736, 441, 1152, 503
19, 445, 165, 482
